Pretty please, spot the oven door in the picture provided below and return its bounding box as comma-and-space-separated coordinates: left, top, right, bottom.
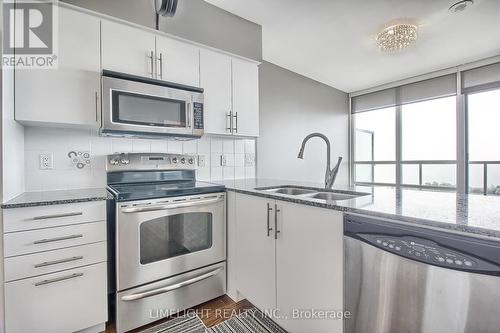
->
101, 75, 203, 137
116, 193, 225, 291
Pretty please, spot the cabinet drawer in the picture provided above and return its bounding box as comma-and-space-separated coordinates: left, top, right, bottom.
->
4, 242, 107, 282
3, 201, 106, 233
4, 221, 106, 257
5, 262, 107, 333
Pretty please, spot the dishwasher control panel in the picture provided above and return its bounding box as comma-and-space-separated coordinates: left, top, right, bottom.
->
360, 234, 477, 268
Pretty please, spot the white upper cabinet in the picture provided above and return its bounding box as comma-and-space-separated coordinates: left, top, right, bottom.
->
200, 49, 260, 137
155, 35, 200, 87
15, 7, 100, 127
232, 58, 259, 137
200, 49, 233, 135
101, 20, 156, 78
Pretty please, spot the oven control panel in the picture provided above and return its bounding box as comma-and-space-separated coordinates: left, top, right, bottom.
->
106, 153, 197, 172
360, 234, 478, 268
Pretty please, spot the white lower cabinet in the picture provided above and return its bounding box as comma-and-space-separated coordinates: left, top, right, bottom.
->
5, 262, 108, 333
233, 193, 344, 333
2, 202, 108, 333
234, 194, 276, 310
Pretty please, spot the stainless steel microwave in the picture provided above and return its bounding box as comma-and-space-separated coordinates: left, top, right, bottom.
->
100, 70, 204, 138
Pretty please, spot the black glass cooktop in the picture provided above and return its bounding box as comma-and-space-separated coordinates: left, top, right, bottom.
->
108, 181, 225, 202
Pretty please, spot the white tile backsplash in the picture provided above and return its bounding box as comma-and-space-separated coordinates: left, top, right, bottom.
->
23, 127, 256, 191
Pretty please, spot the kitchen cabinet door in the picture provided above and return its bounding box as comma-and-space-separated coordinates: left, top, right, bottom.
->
200, 49, 232, 135
101, 20, 156, 78
15, 7, 100, 127
155, 35, 200, 87
232, 58, 259, 137
276, 201, 344, 333
235, 193, 276, 311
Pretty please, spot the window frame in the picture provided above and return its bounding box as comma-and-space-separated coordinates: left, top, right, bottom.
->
351, 85, 460, 192
350, 66, 500, 195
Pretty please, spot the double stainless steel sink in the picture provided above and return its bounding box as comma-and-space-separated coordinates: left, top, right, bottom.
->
256, 186, 368, 202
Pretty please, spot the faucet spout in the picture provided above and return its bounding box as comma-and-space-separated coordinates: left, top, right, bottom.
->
297, 133, 342, 190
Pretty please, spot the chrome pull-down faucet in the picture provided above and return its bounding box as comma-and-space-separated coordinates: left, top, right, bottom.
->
297, 133, 343, 190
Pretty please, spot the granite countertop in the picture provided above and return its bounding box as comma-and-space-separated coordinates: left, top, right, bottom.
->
1, 188, 110, 209
216, 178, 500, 240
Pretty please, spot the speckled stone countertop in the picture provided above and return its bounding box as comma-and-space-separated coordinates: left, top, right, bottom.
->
216, 179, 500, 240
1, 188, 110, 209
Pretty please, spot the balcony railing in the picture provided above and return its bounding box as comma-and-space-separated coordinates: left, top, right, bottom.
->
354, 160, 500, 195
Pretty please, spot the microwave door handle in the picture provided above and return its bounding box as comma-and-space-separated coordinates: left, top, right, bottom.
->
186, 102, 192, 128
121, 197, 223, 213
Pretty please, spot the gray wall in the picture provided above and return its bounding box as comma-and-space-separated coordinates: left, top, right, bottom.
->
258, 62, 350, 185
61, 0, 262, 61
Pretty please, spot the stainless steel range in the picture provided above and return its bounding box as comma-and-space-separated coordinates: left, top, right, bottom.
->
106, 153, 226, 333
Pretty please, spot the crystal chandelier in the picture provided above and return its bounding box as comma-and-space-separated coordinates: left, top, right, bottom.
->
376, 23, 418, 52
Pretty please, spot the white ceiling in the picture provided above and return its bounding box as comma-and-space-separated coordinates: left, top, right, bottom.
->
205, 0, 500, 92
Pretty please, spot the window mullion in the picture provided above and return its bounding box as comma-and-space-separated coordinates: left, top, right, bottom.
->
395, 90, 402, 189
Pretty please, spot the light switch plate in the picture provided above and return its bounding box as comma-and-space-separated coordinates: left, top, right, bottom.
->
245, 153, 255, 167
197, 155, 206, 167
39, 153, 53, 170
220, 155, 227, 166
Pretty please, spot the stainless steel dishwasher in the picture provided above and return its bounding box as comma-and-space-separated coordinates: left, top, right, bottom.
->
344, 214, 500, 333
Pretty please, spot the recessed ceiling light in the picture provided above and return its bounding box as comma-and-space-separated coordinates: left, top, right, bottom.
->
449, 0, 474, 13
376, 23, 418, 52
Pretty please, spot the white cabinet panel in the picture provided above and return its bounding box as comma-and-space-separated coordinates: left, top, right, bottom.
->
156, 36, 200, 87
101, 20, 156, 78
4, 241, 107, 282
276, 202, 344, 333
235, 193, 276, 310
5, 262, 107, 333
200, 49, 232, 135
4, 221, 106, 257
232, 59, 259, 137
3, 201, 106, 232
15, 7, 100, 127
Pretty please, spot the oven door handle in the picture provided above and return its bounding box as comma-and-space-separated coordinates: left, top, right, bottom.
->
120, 267, 223, 302
121, 197, 223, 213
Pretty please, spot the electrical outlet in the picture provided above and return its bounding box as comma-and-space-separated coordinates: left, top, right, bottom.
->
245, 153, 255, 167
39, 153, 53, 170
197, 155, 206, 167
220, 155, 227, 166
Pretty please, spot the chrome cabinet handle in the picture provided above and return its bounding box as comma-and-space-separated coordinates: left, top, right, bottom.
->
274, 204, 281, 240
121, 267, 223, 301
226, 111, 233, 132
34, 256, 84, 268
33, 234, 83, 245
148, 50, 155, 78
34, 273, 84, 287
266, 203, 273, 237
158, 52, 164, 79
95, 91, 99, 123
233, 112, 238, 133
121, 197, 223, 213
32, 212, 83, 220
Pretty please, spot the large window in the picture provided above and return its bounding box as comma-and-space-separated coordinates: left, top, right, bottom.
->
401, 96, 457, 189
354, 107, 396, 185
467, 88, 500, 195
352, 63, 500, 195
353, 77, 458, 190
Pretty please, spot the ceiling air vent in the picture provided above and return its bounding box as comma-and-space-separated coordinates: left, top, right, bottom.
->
156, 0, 178, 17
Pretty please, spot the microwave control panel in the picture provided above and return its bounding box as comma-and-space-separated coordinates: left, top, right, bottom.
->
193, 103, 204, 129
